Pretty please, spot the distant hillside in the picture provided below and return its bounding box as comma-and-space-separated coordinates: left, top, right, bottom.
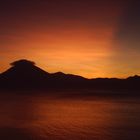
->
0, 59, 140, 91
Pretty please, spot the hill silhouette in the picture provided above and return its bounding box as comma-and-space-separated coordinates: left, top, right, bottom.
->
0, 59, 87, 90
0, 59, 140, 92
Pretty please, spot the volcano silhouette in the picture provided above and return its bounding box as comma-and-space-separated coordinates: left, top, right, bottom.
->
3, 59, 50, 78
0, 59, 86, 90
0, 59, 51, 89
0, 59, 140, 91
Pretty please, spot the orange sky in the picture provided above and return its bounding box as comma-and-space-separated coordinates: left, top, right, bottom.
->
0, 0, 140, 78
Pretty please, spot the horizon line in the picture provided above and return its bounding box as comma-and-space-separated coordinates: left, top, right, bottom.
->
0, 59, 139, 80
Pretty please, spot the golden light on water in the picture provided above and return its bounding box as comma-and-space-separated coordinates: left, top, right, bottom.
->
0, 94, 140, 139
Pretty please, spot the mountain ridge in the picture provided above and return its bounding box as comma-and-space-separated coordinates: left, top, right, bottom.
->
0, 59, 140, 91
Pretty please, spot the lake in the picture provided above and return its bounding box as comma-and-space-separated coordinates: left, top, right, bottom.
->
0, 91, 140, 140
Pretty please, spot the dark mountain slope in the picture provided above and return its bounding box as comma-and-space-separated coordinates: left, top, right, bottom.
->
0, 59, 140, 91
0, 59, 87, 90
0, 60, 51, 89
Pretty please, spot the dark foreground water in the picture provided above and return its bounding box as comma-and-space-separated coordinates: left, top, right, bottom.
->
0, 92, 140, 140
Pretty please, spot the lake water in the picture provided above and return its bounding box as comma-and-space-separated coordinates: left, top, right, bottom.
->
0, 92, 140, 140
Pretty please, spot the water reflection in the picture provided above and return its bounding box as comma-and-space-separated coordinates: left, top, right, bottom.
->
0, 93, 140, 140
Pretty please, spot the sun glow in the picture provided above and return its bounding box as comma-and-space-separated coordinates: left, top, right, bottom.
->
1, 0, 140, 78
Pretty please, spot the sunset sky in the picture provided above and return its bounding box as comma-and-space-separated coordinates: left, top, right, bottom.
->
0, 0, 140, 78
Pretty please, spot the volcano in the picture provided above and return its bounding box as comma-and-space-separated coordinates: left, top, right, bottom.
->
0, 59, 86, 90
0, 59, 140, 91
0, 60, 51, 89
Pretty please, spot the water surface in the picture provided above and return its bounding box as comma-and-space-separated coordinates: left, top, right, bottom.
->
0, 92, 140, 140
